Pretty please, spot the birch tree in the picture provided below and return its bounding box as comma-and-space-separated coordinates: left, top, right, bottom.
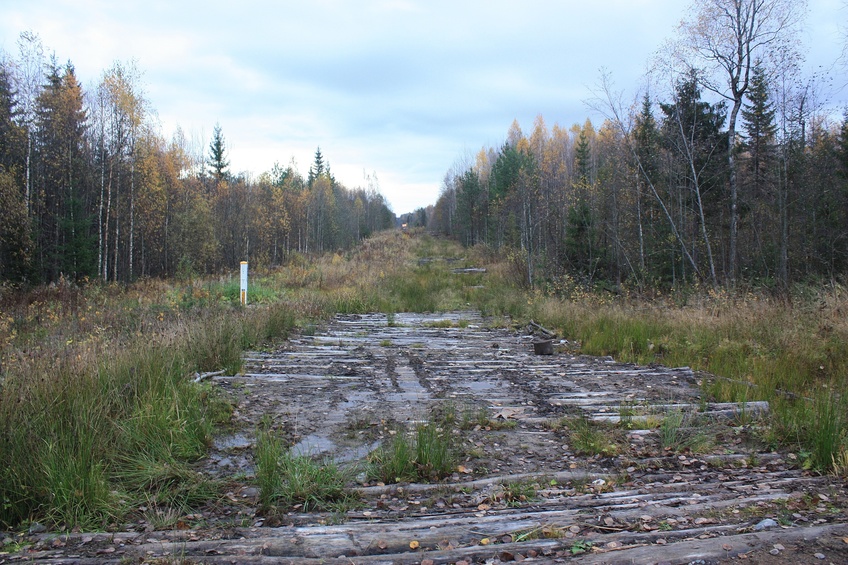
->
678, 0, 805, 285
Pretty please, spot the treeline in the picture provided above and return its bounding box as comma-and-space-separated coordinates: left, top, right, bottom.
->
431, 3, 847, 291
0, 34, 394, 284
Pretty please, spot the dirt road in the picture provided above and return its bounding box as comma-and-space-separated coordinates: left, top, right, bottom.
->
10, 312, 848, 564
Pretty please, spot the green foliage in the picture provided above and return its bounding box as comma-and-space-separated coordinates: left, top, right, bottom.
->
807, 390, 848, 472
660, 410, 685, 450
368, 423, 456, 484
255, 430, 357, 512
368, 431, 417, 484
0, 280, 297, 529
207, 123, 229, 182
567, 418, 619, 457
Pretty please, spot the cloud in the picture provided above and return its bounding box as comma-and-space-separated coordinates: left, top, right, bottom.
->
2, 0, 845, 214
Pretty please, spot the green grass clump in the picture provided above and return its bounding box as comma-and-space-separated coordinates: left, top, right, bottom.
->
369, 423, 456, 483
567, 418, 620, 457
255, 430, 358, 512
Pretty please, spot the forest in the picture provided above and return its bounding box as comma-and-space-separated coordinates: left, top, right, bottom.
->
0, 34, 394, 285
427, 5, 848, 292
2, 0, 847, 293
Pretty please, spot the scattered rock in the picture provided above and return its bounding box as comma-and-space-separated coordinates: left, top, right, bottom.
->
753, 518, 778, 531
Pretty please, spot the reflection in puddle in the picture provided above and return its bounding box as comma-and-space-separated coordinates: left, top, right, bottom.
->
214, 433, 252, 450
291, 433, 381, 463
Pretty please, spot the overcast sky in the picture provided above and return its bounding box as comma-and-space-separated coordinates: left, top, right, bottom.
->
2, 1, 845, 214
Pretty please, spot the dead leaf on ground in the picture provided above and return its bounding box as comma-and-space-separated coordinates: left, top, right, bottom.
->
492, 407, 524, 419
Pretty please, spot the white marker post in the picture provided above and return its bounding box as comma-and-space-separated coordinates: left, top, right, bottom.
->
240, 261, 248, 305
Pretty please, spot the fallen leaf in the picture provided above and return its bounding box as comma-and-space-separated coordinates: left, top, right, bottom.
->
409, 540, 420, 549
480, 537, 490, 545
722, 543, 733, 551
377, 540, 388, 550
457, 465, 472, 474
493, 407, 523, 419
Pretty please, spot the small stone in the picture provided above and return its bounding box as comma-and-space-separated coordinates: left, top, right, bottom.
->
753, 518, 778, 531
28, 522, 46, 535
769, 549, 780, 555
773, 544, 785, 551
813, 553, 826, 560
421, 560, 435, 565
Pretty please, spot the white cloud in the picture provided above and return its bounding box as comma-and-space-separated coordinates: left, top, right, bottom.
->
1, 0, 845, 213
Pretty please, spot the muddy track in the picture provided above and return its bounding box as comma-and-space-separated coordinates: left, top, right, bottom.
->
11, 312, 848, 564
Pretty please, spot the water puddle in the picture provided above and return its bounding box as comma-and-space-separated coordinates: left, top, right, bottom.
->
291, 433, 380, 463
214, 433, 252, 450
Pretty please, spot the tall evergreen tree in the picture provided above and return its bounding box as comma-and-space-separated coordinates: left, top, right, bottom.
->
741, 60, 777, 195
34, 61, 91, 281
307, 146, 325, 188
0, 62, 25, 175
207, 123, 229, 183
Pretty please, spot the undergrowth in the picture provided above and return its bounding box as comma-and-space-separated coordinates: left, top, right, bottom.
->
0, 281, 295, 530
2, 228, 847, 532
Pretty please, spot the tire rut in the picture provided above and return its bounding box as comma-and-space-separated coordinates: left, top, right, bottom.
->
16, 311, 848, 564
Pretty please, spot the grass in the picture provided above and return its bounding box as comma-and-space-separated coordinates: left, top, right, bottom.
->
566, 418, 621, 457
660, 410, 685, 450
2, 228, 848, 531
0, 278, 296, 530
368, 422, 457, 483
254, 429, 358, 512
463, 264, 848, 472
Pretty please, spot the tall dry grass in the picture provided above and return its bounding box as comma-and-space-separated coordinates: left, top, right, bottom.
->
0, 277, 295, 529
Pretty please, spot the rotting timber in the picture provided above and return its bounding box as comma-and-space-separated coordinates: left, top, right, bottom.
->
16, 312, 848, 564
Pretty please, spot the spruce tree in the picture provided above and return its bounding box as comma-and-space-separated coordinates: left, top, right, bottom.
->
207, 123, 229, 182
307, 146, 325, 188
741, 60, 777, 193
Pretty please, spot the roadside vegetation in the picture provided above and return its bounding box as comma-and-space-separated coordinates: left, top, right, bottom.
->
1, 229, 846, 532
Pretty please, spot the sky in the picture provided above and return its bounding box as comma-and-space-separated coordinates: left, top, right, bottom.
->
1, 0, 846, 215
